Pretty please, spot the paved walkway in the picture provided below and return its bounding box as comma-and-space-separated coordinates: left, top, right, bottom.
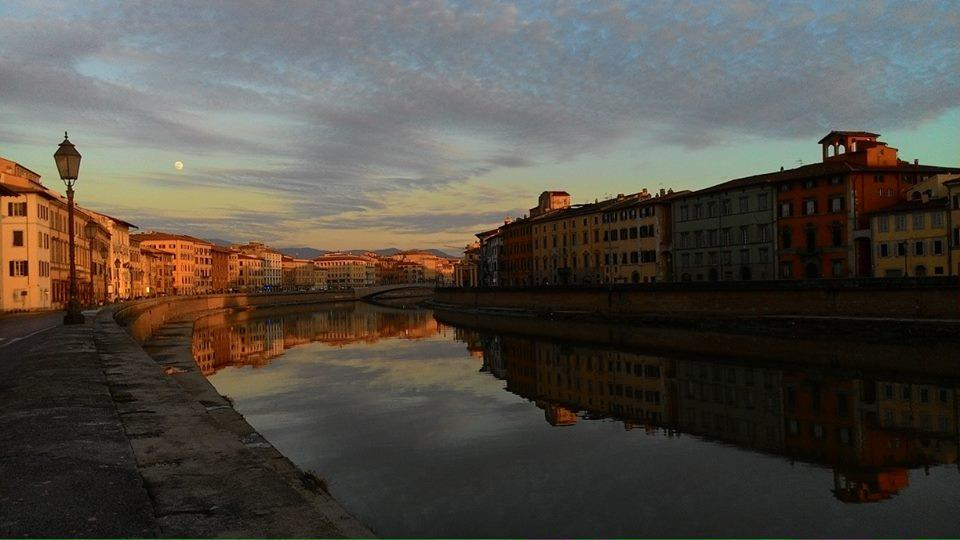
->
1, 310, 373, 538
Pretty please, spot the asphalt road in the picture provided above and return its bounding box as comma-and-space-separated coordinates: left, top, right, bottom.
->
0, 311, 64, 353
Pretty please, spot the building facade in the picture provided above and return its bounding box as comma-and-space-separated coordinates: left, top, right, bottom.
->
870, 179, 951, 277
234, 242, 282, 290
672, 178, 776, 282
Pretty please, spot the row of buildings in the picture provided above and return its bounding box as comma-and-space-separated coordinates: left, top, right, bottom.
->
458, 131, 960, 286
459, 329, 959, 504
0, 154, 456, 312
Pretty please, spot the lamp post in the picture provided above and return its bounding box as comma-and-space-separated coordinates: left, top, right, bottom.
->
85, 221, 97, 306
54, 132, 84, 325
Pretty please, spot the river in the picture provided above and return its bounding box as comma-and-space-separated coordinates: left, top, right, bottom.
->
191, 301, 960, 537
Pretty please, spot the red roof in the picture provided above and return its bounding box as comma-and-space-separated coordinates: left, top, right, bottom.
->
817, 131, 880, 144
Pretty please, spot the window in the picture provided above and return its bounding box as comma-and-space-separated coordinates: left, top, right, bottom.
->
829, 176, 842, 185
804, 179, 816, 189
829, 196, 843, 213
780, 262, 792, 278
740, 249, 750, 264
803, 199, 817, 215
832, 260, 843, 277
681, 253, 690, 267
913, 213, 925, 230
9, 260, 28, 276
779, 202, 792, 218
722, 228, 731, 245
874, 174, 884, 183
877, 216, 889, 232
805, 228, 816, 252
896, 241, 906, 256
781, 228, 792, 249
831, 222, 842, 247
879, 242, 889, 257
694, 204, 703, 219
757, 194, 769, 211
12, 230, 24, 247
758, 248, 769, 262
933, 239, 944, 255
722, 251, 732, 265
740, 226, 749, 245
914, 241, 924, 256
680, 206, 689, 221
895, 215, 907, 232
7, 202, 27, 217
932, 212, 944, 228
758, 224, 769, 243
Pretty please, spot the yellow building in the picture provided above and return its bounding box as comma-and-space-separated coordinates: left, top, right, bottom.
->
134, 231, 212, 295
870, 179, 951, 277
598, 190, 685, 283
530, 195, 613, 285
313, 253, 376, 289
1, 156, 111, 310
947, 177, 960, 275
876, 381, 958, 439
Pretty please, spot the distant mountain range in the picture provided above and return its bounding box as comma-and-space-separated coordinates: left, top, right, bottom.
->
199, 239, 459, 260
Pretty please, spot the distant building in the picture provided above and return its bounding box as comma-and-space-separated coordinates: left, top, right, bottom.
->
313, 253, 376, 289
211, 245, 240, 292
133, 231, 212, 295
234, 242, 282, 290
476, 226, 503, 287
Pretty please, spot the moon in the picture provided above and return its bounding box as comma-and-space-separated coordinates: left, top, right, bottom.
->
174, 161, 184, 171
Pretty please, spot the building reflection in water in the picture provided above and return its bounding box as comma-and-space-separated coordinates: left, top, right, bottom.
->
455, 328, 960, 504
192, 303, 444, 376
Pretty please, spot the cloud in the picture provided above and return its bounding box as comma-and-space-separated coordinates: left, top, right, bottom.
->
2, 0, 959, 246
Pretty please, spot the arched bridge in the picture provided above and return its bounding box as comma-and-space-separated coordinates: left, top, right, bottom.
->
355, 284, 436, 300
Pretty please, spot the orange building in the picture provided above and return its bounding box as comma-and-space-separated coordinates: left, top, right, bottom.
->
499, 218, 533, 286
776, 131, 959, 278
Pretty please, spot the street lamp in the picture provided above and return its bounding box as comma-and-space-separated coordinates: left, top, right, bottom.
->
85, 221, 98, 307
54, 132, 84, 324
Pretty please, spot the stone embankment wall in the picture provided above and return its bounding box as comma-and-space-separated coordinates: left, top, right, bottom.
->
434, 277, 959, 319
114, 291, 357, 342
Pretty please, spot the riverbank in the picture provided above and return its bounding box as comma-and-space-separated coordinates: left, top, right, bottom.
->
434, 277, 960, 319
0, 293, 376, 537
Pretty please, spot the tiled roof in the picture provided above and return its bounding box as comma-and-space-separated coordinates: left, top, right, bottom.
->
817, 130, 880, 144
133, 231, 213, 245
865, 197, 949, 215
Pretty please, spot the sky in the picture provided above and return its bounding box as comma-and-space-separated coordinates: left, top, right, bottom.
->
1, 0, 958, 253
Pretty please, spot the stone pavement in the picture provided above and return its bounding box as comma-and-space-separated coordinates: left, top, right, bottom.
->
0, 310, 374, 538
0, 317, 158, 537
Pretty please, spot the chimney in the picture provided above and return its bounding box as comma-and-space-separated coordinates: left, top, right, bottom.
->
659, 188, 666, 196
914, 159, 919, 166
780, 166, 784, 171
504, 217, 512, 225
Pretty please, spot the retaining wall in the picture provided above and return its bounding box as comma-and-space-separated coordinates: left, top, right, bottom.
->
114, 291, 357, 342
434, 277, 960, 319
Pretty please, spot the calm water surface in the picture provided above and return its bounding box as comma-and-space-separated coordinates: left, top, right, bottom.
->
192, 302, 960, 538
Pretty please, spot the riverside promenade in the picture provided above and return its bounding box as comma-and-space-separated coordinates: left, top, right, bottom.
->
0, 307, 373, 538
